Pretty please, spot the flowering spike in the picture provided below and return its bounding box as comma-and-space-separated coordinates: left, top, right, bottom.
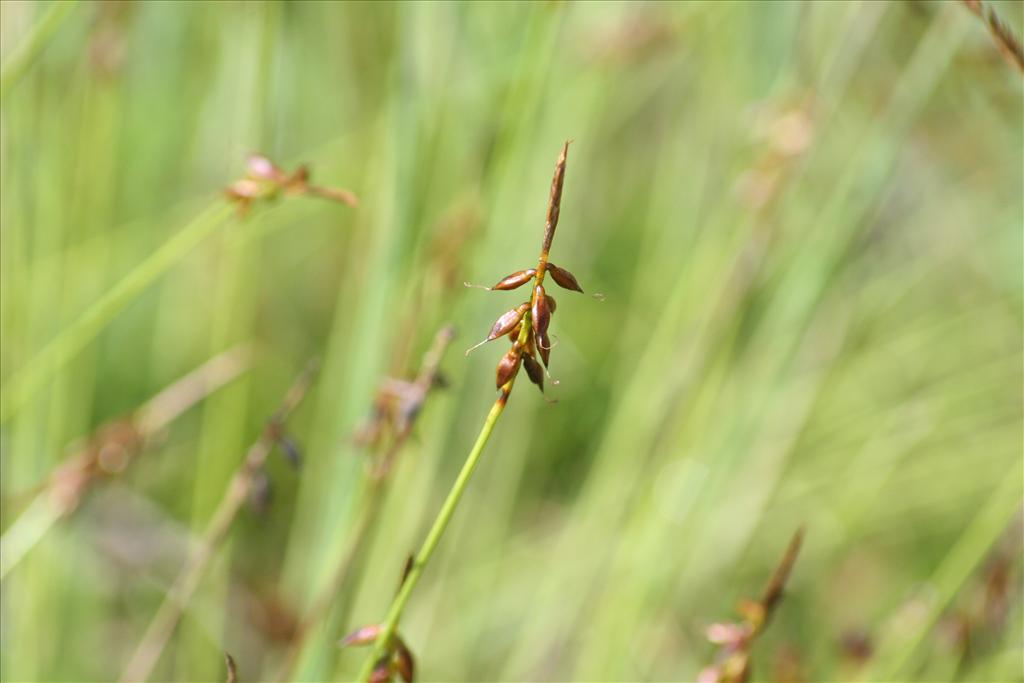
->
546, 262, 584, 293
462, 143, 585, 394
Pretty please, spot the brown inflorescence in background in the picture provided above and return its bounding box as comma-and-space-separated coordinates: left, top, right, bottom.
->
225, 154, 359, 216
961, 0, 1024, 73
698, 528, 805, 683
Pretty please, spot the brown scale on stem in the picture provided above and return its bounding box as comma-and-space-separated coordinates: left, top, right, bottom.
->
465, 141, 584, 399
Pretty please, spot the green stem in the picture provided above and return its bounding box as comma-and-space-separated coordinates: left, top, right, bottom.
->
0, 0, 79, 101
356, 390, 511, 681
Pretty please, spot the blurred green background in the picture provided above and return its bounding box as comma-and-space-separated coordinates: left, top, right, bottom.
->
1, 1, 1022, 681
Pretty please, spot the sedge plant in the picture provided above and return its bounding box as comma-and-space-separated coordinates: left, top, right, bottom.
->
344, 141, 587, 682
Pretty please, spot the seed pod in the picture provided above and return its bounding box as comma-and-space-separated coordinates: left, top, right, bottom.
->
339, 624, 382, 648
523, 354, 544, 392
491, 268, 536, 291
546, 262, 583, 293
536, 329, 551, 367
487, 304, 528, 341
545, 293, 557, 313
496, 348, 522, 388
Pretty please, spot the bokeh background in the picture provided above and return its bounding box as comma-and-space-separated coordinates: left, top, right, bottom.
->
1, 1, 1022, 682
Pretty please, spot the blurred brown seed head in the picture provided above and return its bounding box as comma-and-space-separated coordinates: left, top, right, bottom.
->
225, 153, 358, 216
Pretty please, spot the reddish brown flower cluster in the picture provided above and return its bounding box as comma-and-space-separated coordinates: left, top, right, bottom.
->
225, 154, 358, 216
340, 624, 415, 683
698, 528, 804, 683
468, 142, 584, 399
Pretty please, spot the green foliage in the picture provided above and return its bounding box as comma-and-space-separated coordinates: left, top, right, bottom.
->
1, 2, 1021, 681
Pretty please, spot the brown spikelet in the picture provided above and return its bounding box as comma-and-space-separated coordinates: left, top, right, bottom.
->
496, 348, 522, 389
547, 262, 584, 293
487, 305, 529, 342
491, 269, 537, 291
523, 354, 544, 392
531, 285, 551, 338
540, 141, 570, 261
